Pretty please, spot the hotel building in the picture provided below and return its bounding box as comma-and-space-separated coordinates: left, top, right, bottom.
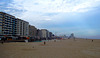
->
0, 12, 17, 38
16, 18, 29, 37
29, 25, 37, 39
0, 12, 29, 39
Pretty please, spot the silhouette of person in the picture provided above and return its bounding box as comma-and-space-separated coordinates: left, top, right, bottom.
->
44, 41, 46, 45
92, 40, 93, 42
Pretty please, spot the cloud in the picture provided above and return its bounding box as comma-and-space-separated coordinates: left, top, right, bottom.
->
7, 0, 100, 22
7, 0, 100, 17
0, 2, 5, 4
1, 0, 100, 38
3, 9, 11, 12
9, 0, 100, 13
3, 0, 100, 25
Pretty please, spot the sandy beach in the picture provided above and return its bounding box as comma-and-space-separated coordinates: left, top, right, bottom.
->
0, 39, 100, 58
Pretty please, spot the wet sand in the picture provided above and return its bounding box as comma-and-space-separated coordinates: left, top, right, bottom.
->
0, 39, 100, 58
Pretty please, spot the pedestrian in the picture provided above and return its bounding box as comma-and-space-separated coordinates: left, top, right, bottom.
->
54, 40, 56, 42
1, 41, 3, 44
44, 41, 46, 45
92, 40, 93, 42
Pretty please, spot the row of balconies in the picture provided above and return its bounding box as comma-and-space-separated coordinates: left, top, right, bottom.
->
2, 20, 16, 23
3, 31, 17, 33
0, 19, 2, 21
2, 28, 17, 31
4, 16, 15, 19
2, 27, 17, 30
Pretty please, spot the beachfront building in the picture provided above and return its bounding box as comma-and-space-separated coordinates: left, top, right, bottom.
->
41, 29, 49, 40
0, 12, 3, 35
47, 30, 50, 38
16, 18, 29, 37
0, 12, 17, 39
49, 32, 53, 40
29, 25, 37, 39
39, 29, 54, 40
0, 12, 54, 41
0, 12, 29, 40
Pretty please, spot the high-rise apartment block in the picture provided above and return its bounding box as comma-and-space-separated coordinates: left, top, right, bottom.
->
0, 12, 29, 38
0, 12, 53, 40
17, 19, 29, 37
0, 12, 17, 37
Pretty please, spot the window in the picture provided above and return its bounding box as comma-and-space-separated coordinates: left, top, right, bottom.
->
0, 19, 2, 21
0, 16, 2, 18
0, 14, 1, 15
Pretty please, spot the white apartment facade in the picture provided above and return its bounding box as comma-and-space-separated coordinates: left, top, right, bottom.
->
17, 18, 29, 37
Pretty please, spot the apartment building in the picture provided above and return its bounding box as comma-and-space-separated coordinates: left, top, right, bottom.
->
41, 29, 49, 40
37, 29, 42, 39
0, 12, 53, 40
17, 18, 29, 37
0, 12, 29, 39
49, 32, 53, 39
0, 12, 3, 35
0, 12, 17, 38
29, 25, 37, 39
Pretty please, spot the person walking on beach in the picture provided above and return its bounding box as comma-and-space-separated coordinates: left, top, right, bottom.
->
54, 40, 56, 42
1, 41, 3, 44
44, 41, 46, 45
92, 40, 93, 42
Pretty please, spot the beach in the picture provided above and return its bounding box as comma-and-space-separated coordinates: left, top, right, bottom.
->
0, 39, 100, 58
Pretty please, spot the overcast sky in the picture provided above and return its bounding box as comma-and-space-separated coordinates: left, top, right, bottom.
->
0, 0, 100, 39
